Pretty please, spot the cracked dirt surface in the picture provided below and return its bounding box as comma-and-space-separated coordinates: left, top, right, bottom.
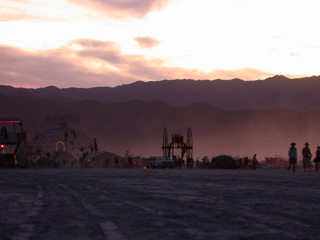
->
1, 169, 320, 240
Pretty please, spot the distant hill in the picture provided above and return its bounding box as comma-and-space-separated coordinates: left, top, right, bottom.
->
1, 75, 320, 111
1, 93, 319, 159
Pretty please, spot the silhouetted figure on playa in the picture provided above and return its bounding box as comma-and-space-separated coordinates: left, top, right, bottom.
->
314, 146, 320, 172
114, 157, 119, 168
196, 158, 200, 168
244, 157, 249, 170
302, 142, 312, 172
187, 157, 191, 169
204, 156, 210, 168
190, 157, 194, 169
104, 158, 110, 168
252, 154, 257, 170
93, 137, 98, 154
173, 155, 178, 168
288, 142, 297, 172
177, 157, 182, 169
128, 156, 133, 168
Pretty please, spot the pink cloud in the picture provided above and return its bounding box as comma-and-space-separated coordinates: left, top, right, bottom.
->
67, 0, 170, 19
0, 40, 293, 88
0, 5, 29, 21
134, 36, 160, 48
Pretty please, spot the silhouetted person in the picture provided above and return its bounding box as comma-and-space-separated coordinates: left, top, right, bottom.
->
205, 156, 210, 168
302, 142, 312, 172
314, 146, 320, 172
186, 157, 191, 169
173, 155, 178, 168
105, 158, 110, 168
114, 157, 119, 168
128, 156, 133, 168
211, 157, 215, 168
288, 142, 297, 172
93, 137, 98, 154
196, 158, 200, 168
244, 157, 249, 170
252, 154, 257, 170
177, 157, 182, 169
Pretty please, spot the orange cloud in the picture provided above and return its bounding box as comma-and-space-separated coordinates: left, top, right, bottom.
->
134, 36, 160, 48
67, 0, 170, 19
290, 52, 298, 57
0, 40, 295, 88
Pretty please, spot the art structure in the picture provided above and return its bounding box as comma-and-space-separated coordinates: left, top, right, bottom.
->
28, 114, 98, 162
162, 126, 193, 160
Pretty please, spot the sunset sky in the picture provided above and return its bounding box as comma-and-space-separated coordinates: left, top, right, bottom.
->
1, 0, 320, 88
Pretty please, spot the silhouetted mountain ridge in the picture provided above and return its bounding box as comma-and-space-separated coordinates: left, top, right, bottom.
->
1, 75, 320, 111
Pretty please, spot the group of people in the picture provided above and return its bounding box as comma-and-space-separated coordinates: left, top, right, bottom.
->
288, 142, 320, 172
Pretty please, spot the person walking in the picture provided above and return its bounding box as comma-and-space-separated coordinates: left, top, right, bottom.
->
314, 146, 320, 172
302, 142, 312, 172
288, 142, 297, 172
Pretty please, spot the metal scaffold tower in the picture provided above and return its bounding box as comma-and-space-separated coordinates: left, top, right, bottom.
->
162, 126, 193, 160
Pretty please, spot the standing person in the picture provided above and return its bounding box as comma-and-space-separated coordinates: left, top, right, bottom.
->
244, 157, 249, 170
302, 142, 312, 172
104, 158, 110, 168
114, 157, 119, 168
196, 158, 200, 168
177, 157, 182, 169
186, 157, 191, 169
128, 156, 133, 168
288, 142, 297, 172
252, 154, 258, 170
205, 156, 210, 168
191, 158, 194, 169
314, 146, 320, 172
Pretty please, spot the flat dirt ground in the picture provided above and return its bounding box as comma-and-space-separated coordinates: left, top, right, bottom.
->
1, 169, 320, 240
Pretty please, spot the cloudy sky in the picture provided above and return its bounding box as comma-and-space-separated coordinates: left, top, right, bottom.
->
1, 0, 320, 88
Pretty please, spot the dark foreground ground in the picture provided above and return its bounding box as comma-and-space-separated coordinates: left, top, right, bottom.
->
1, 169, 320, 240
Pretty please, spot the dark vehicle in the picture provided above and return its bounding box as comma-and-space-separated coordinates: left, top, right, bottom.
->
212, 155, 241, 169
0, 118, 27, 168
151, 156, 175, 169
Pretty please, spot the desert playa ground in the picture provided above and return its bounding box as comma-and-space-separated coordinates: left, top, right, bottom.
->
1, 169, 320, 240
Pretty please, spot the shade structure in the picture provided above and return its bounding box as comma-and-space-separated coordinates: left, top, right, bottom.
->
28, 127, 97, 161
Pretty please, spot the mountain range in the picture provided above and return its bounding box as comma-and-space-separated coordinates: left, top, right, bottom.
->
2, 75, 320, 112
1, 78, 320, 159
